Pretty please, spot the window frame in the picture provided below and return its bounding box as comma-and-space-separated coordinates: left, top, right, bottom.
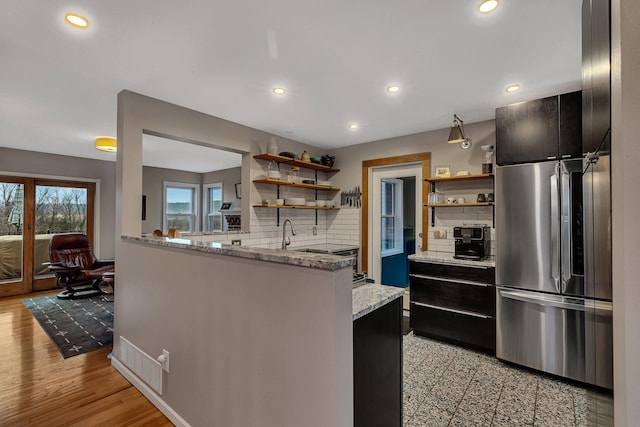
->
203, 182, 224, 232
380, 178, 404, 257
162, 181, 200, 233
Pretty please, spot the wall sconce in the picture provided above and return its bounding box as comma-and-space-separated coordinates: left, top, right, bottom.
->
447, 114, 472, 149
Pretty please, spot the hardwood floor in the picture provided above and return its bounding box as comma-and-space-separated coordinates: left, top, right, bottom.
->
0, 290, 172, 426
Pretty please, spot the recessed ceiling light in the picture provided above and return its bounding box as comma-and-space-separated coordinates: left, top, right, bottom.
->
65, 13, 89, 29
505, 84, 521, 93
95, 136, 117, 152
387, 85, 401, 94
478, 0, 499, 13
272, 87, 286, 95
348, 123, 359, 130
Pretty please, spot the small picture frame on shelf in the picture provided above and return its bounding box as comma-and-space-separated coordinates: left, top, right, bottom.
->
434, 165, 451, 178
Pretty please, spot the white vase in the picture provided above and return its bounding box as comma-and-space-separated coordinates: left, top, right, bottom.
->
267, 136, 278, 154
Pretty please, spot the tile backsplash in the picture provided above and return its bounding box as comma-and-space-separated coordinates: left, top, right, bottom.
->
427, 206, 495, 256
187, 206, 360, 250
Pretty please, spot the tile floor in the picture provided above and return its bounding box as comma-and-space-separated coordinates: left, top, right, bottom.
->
402, 331, 613, 427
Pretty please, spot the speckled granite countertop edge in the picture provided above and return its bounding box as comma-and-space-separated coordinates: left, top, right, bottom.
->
352, 284, 404, 321
408, 251, 495, 268
121, 235, 354, 271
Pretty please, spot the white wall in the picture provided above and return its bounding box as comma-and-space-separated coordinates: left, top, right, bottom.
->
611, 0, 640, 424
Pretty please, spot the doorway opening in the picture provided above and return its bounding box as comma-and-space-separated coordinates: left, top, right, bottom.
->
370, 166, 421, 287
362, 153, 430, 289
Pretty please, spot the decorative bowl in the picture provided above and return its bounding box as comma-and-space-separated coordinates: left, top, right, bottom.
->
310, 157, 322, 164
279, 151, 296, 159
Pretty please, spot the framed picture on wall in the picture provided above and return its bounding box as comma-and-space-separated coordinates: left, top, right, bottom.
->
235, 183, 241, 199
435, 165, 451, 178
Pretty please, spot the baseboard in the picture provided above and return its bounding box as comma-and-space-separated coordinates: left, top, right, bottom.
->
111, 356, 191, 427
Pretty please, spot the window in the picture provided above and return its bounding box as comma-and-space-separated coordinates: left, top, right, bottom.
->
163, 182, 199, 232
381, 178, 404, 257
204, 182, 223, 232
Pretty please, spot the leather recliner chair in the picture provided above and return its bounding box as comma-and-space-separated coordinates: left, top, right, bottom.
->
47, 233, 115, 299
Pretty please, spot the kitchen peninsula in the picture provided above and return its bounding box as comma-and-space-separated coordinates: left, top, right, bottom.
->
114, 236, 403, 427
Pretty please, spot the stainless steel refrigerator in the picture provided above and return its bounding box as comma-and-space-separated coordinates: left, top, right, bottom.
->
495, 158, 613, 389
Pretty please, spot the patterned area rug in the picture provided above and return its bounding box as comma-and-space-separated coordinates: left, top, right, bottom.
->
22, 294, 113, 358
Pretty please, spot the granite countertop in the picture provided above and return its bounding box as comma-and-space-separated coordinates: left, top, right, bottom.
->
122, 235, 354, 271
352, 284, 404, 321
178, 231, 246, 237
408, 251, 495, 268
292, 243, 359, 253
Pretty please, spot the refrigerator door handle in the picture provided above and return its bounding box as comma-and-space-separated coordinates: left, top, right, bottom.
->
499, 289, 613, 312
560, 165, 571, 292
550, 170, 561, 292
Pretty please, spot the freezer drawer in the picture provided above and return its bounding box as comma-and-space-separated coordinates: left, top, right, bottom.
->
496, 288, 612, 389
410, 302, 495, 354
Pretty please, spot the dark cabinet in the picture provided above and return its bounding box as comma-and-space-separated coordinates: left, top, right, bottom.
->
354, 298, 402, 427
496, 91, 582, 165
409, 260, 496, 354
582, 0, 611, 154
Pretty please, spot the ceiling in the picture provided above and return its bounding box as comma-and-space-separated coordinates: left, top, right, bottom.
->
1, 0, 582, 170
142, 134, 242, 173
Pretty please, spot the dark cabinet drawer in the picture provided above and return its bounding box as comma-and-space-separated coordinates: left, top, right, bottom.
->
410, 275, 495, 317
409, 261, 495, 285
410, 302, 496, 354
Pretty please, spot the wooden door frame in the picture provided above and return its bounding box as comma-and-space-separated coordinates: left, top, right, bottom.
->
0, 177, 96, 296
31, 180, 96, 292
361, 153, 431, 275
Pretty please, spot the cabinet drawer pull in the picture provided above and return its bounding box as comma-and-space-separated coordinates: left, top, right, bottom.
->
410, 274, 490, 287
411, 261, 489, 269
411, 302, 492, 319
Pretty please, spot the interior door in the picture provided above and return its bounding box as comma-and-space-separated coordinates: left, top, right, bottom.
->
0, 177, 95, 297
369, 164, 422, 285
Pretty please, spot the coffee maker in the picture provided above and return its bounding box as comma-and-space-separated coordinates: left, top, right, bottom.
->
453, 226, 491, 260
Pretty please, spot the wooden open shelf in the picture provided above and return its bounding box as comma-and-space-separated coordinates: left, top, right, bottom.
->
253, 205, 339, 211
254, 153, 340, 173
425, 174, 493, 183
253, 178, 339, 191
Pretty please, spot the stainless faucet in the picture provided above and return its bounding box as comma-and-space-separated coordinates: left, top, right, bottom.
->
281, 219, 297, 250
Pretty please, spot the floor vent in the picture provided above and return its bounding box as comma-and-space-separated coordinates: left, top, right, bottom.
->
119, 336, 163, 395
